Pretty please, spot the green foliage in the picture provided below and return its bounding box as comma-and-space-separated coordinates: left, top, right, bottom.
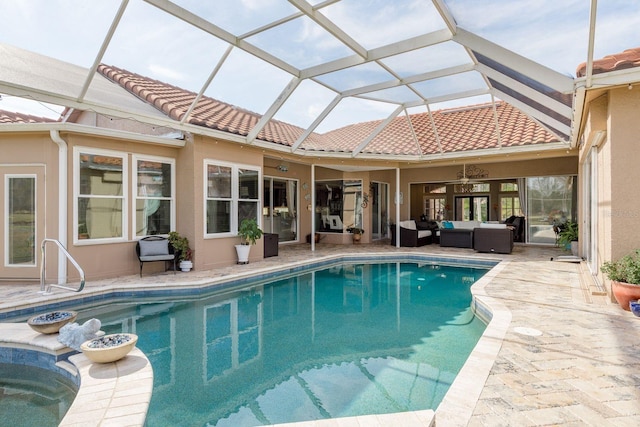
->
168, 231, 192, 261
601, 249, 640, 285
557, 220, 578, 249
238, 219, 263, 245
348, 227, 364, 234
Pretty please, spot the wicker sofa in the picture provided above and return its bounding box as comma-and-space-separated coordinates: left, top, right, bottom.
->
390, 220, 433, 246
439, 221, 480, 248
473, 224, 514, 254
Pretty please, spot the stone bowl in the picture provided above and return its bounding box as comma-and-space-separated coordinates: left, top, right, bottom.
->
27, 311, 78, 334
629, 300, 640, 317
81, 333, 138, 364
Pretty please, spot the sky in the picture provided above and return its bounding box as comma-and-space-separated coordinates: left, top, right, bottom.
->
0, 0, 638, 132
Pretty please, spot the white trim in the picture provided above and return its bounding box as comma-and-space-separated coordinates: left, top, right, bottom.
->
73, 146, 128, 245
132, 154, 176, 239
203, 159, 262, 238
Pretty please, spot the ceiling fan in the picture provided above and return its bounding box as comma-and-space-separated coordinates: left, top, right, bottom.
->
446, 164, 487, 185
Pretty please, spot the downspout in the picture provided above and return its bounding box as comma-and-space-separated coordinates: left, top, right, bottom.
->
50, 130, 68, 285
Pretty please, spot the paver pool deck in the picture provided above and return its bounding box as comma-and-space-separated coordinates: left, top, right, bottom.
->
1, 242, 639, 426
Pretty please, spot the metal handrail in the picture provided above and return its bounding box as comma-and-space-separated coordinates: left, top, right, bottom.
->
40, 238, 85, 294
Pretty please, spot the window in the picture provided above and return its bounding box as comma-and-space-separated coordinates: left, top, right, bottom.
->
205, 161, 260, 236
134, 156, 175, 237
6, 175, 36, 265
315, 180, 362, 233
423, 196, 446, 220
75, 148, 127, 241
499, 182, 521, 220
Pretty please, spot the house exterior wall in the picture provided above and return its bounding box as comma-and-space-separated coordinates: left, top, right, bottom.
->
0, 133, 60, 282
0, 127, 580, 284
579, 85, 640, 300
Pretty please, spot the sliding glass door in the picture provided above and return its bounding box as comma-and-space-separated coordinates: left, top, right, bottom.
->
263, 177, 298, 242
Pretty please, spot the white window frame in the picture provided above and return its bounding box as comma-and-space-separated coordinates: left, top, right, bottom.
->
132, 154, 176, 238
5, 174, 37, 267
73, 147, 128, 244
204, 160, 261, 238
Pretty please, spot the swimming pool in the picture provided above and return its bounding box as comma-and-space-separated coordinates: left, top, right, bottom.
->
55, 260, 490, 426
0, 362, 77, 427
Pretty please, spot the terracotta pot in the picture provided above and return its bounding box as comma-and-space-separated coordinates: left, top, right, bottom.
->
611, 281, 640, 311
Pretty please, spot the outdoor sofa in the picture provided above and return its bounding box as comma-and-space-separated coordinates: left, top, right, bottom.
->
390, 220, 433, 246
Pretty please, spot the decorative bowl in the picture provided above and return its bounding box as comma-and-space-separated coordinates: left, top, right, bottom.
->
629, 300, 640, 317
80, 333, 138, 363
27, 310, 78, 334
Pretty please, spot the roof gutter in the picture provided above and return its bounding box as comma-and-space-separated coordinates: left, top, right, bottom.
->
49, 130, 69, 285
0, 122, 187, 147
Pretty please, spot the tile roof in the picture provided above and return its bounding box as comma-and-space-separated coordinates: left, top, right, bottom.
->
1, 64, 558, 156
576, 47, 640, 77
0, 109, 57, 124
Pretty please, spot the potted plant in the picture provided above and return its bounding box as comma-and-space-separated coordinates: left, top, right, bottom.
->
557, 220, 578, 255
601, 249, 640, 311
348, 227, 364, 243
236, 218, 263, 264
168, 231, 193, 271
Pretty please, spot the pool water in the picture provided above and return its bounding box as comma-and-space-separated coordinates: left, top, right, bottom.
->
75, 261, 488, 426
0, 363, 77, 427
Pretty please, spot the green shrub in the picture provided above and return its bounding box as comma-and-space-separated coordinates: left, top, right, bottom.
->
601, 249, 640, 284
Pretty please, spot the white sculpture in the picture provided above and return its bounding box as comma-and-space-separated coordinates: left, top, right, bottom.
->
58, 318, 102, 351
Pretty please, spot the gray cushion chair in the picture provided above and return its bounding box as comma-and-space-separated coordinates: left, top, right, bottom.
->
136, 235, 177, 276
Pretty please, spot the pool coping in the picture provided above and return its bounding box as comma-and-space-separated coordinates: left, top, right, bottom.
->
0, 252, 508, 426
0, 323, 153, 427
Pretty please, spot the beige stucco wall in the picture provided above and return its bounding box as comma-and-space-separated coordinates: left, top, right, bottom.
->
0, 133, 61, 281
579, 85, 640, 300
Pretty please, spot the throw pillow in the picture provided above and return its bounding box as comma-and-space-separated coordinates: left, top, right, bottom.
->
442, 221, 454, 229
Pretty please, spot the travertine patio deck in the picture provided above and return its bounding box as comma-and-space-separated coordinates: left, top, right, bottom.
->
1, 242, 639, 426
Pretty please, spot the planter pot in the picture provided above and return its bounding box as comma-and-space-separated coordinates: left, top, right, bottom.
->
611, 281, 640, 311
179, 260, 193, 272
352, 234, 362, 243
28, 311, 78, 334
570, 241, 578, 257
235, 244, 251, 264
81, 333, 138, 363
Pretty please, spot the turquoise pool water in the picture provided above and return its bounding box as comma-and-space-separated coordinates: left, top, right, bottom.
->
0, 363, 77, 427
72, 261, 489, 426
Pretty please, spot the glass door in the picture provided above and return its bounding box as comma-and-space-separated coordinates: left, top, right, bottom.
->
370, 182, 389, 239
454, 196, 488, 221
263, 177, 298, 242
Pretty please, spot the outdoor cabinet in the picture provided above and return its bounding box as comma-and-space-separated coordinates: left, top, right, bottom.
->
264, 233, 278, 258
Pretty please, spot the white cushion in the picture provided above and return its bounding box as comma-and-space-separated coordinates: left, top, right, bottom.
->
450, 221, 481, 229
479, 223, 507, 229
399, 220, 416, 230
417, 229, 432, 239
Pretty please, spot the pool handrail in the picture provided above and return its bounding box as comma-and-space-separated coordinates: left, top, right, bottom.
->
40, 238, 85, 294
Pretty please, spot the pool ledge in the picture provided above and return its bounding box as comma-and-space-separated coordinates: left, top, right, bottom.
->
435, 259, 512, 425
0, 323, 153, 427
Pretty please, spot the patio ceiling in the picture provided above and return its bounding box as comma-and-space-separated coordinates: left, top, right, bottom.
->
0, 0, 637, 157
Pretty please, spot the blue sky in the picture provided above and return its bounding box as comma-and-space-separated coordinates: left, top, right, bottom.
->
0, 0, 638, 132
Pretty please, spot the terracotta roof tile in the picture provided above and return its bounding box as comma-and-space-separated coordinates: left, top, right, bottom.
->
95, 64, 558, 155
0, 109, 58, 124
576, 47, 640, 77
